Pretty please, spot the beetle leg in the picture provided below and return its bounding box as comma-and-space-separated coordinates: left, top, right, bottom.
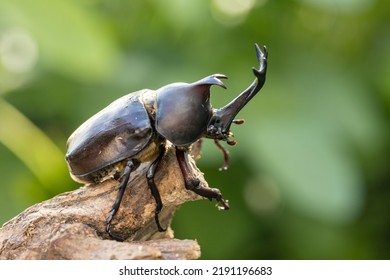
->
176, 148, 230, 210
146, 146, 166, 232
214, 139, 230, 171
106, 159, 138, 239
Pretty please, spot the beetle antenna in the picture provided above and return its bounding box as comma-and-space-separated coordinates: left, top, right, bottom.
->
233, 119, 245, 125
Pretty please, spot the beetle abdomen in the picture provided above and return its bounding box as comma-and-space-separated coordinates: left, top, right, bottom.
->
69, 137, 162, 184
66, 90, 154, 177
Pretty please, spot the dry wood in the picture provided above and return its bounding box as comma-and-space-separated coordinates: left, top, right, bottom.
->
0, 141, 206, 260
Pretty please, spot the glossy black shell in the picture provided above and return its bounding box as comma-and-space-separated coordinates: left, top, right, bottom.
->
155, 75, 226, 146
65, 90, 153, 177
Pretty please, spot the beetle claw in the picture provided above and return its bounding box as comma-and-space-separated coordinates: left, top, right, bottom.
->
216, 199, 230, 210
106, 216, 126, 241
155, 212, 167, 232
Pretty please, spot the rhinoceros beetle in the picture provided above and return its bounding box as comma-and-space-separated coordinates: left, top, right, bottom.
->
65, 44, 268, 238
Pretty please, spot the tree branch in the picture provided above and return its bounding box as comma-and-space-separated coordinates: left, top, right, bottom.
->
0, 141, 206, 260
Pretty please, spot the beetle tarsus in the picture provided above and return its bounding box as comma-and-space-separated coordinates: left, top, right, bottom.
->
106, 159, 138, 239
214, 139, 230, 171
216, 198, 230, 210
146, 146, 167, 232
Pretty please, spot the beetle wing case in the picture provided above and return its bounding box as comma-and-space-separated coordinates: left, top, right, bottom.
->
66, 90, 153, 178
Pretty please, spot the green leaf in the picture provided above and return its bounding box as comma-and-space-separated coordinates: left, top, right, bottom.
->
0, 98, 68, 193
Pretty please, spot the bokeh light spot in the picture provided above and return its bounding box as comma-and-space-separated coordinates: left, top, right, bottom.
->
0, 28, 39, 74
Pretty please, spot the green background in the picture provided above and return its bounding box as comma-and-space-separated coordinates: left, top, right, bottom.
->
1, 0, 389, 259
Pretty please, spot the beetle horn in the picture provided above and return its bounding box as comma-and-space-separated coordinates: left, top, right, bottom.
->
208, 44, 268, 135
192, 74, 228, 89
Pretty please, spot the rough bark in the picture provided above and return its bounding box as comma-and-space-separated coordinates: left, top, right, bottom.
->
0, 142, 206, 260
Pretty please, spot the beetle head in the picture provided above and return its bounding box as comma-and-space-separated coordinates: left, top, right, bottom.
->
155, 74, 227, 146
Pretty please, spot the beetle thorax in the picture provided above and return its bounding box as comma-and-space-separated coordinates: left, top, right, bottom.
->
155, 83, 212, 147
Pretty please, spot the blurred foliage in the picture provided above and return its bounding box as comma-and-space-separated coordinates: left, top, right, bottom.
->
0, 0, 389, 259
